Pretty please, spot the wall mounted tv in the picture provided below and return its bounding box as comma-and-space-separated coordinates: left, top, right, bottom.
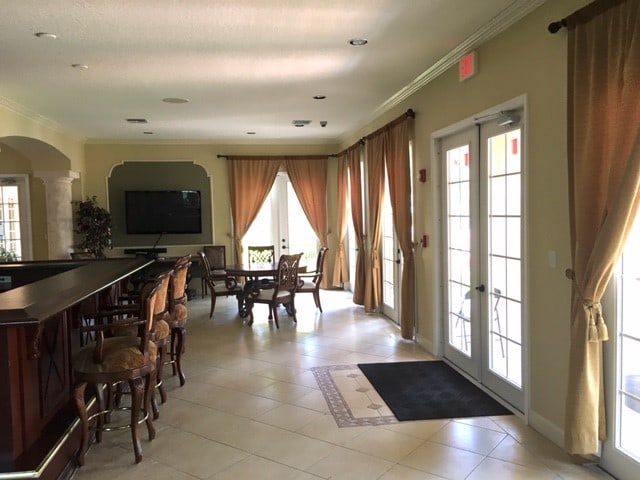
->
125, 190, 202, 234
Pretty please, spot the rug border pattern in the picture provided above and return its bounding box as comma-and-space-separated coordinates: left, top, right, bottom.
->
311, 364, 398, 428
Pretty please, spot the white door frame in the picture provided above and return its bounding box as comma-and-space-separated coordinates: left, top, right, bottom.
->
430, 94, 529, 419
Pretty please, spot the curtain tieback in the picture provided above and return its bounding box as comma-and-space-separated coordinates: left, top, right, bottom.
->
583, 301, 609, 343
567, 268, 609, 343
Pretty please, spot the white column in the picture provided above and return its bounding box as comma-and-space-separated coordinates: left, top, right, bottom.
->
34, 170, 80, 260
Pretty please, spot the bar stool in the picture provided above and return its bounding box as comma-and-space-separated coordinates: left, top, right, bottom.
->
72, 281, 161, 465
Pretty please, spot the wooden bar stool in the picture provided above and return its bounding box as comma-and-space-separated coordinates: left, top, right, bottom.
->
72, 281, 161, 465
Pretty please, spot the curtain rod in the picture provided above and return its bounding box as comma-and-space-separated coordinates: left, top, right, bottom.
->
548, 18, 567, 33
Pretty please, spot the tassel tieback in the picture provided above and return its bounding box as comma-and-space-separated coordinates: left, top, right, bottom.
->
585, 302, 609, 342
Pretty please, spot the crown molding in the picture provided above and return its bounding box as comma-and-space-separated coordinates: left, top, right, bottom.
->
0, 95, 85, 142
368, 0, 548, 121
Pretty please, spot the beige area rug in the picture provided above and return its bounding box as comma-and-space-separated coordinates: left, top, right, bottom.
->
311, 364, 398, 427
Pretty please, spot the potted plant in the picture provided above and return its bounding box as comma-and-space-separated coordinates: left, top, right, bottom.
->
72, 196, 112, 258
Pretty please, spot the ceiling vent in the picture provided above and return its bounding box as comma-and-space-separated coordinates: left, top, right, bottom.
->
292, 120, 311, 127
126, 118, 148, 124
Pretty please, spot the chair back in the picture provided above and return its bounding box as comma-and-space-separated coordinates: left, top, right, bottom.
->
174, 254, 191, 267
153, 271, 171, 321
199, 250, 213, 278
203, 245, 226, 270
275, 253, 302, 294
315, 247, 329, 274
170, 260, 191, 307
248, 245, 275, 265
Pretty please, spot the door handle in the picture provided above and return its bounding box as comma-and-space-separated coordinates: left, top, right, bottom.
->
475, 284, 485, 292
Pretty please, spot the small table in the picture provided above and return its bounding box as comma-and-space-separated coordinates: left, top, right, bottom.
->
225, 263, 306, 321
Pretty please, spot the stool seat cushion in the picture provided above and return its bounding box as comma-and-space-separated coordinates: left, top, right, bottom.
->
170, 303, 188, 326
73, 336, 157, 374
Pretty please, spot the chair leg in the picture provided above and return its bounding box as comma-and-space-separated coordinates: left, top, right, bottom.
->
74, 382, 89, 466
144, 372, 157, 441
129, 378, 143, 464
155, 341, 167, 413
174, 326, 187, 386
93, 382, 106, 443
290, 299, 297, 324
313, 291, 323, 312
272, 305, 280, 328
209, 293, 217, 319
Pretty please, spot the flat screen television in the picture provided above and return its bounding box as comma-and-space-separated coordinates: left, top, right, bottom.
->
125, 190, 202, 234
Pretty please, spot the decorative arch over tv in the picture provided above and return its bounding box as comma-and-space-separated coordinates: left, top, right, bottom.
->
108, 161, 212, 248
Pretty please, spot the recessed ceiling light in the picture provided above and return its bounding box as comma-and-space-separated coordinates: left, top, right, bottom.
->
349, 38, 368, 46
313, 95, 326, 100
35, 32, 57, 39
71, 63, 89, 70
162, 97, 190, 104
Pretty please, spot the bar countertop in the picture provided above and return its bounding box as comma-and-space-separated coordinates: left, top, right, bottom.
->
0, 257, 153, 327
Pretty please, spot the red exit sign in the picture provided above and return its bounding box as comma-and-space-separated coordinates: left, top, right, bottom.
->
459, 51, 477, 81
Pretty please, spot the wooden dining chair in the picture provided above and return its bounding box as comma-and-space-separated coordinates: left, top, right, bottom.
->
201, 245, 226, 297
199, 251, 243, 319
247, 245, 275, 264
296, 247, 328, 312
246, 253, 302, 328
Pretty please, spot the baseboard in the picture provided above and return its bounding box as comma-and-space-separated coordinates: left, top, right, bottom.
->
415, 332, 435, 356
529, 408, 565, 449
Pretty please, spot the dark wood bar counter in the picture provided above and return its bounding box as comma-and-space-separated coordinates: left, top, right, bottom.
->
0, 257, 152, 480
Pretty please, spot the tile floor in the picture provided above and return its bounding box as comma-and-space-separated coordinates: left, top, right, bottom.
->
72, 289, 615, 479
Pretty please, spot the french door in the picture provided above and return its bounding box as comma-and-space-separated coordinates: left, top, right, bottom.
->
0, 175, 32, 261
381, 173, 400, 323
244, 172, 317, 264
440, 113, 524, 412
601, 214, 640, 479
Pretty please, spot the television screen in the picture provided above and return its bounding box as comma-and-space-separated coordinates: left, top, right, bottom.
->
125, 190, 202, 234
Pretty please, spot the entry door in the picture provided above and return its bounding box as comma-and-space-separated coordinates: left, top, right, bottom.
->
440, 114, 524, 412
381, 173, 400, 322
0, 175, 32, 261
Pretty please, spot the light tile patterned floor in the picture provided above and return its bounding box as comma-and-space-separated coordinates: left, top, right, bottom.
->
72, 289, 615, 480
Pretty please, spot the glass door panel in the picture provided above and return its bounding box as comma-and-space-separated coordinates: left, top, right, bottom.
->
602, 215, 640, 479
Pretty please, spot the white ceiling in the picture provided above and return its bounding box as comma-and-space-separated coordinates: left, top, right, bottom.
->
0, 1, 543, 144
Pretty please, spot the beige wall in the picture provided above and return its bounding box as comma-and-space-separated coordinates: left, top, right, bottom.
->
0, 0, 593, 446
83, 143, 338, 259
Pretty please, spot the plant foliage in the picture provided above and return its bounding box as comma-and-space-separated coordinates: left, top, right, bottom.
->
73, 196, 112, 258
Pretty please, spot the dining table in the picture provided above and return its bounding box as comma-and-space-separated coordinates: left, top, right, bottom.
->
225, 262, 306, 322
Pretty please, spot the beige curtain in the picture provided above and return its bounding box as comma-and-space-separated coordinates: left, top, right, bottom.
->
348, 144, 366, 305
332, 153, 349, 287
364, 133, 386, 312
285, 157, 330, 287
564, 0, 640, 455
227, 157, 281, 263
386, 114, 415, 339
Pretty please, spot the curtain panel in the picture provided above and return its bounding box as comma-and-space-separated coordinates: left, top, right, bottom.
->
284, 157, 330, 287
227, 157, 281, 263
364, 133, 386, 312
564, 0, 640, 455
348, 144, 366, 305
386, 115, 416, 339
332, 153, 349, 287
